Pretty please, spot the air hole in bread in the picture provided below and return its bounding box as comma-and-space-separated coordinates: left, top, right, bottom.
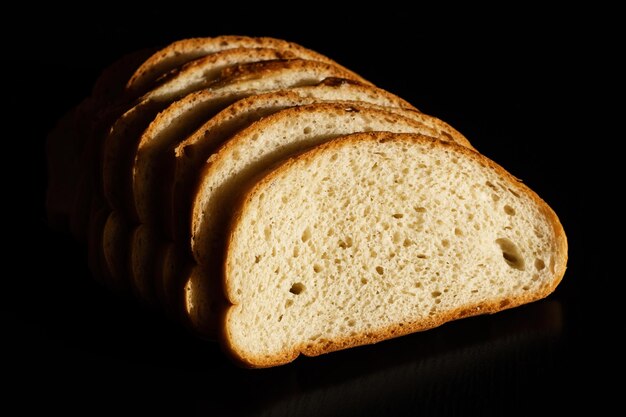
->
375, 266, 384, 275
417, 254, 427, 259
338, 237, 353, 249
534, 258, 545, 270
361, 278, 368, 285
414, 206, 427, 213
285, 299, 293, 308
392, 213, 403, 219
492, 194, 500, 202
496, 238, 525, 270
289, 283, 305, 295
504, 205, 516, 215
441, 239, 450, 248
454, 228, 463, 236
301, 227, 312, 242
303, 126, 312, 134
403, 238, 413, 247
508, 188, 521, 198
313, 264, 322, 273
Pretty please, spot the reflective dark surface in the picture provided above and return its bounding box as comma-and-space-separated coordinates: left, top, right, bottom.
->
4, 8, 620, 416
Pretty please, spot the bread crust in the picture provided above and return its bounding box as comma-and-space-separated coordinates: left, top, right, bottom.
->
127, 36, 370, 94
222, 132, 567, 368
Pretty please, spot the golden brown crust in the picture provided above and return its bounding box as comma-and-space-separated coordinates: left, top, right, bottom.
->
222, 131, 568, 368
127, 36, 370, 94
208, 59, 368, 89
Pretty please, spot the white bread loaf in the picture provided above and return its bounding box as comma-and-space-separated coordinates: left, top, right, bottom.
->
44, 36, 568, 369
222, 131, 568, 367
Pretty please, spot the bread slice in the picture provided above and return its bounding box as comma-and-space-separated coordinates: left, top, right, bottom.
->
183, 103, 470, 338
126, 35, 368, 96
222, 131, 568, 368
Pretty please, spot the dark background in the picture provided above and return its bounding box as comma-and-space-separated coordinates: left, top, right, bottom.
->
3, 5, 621, 416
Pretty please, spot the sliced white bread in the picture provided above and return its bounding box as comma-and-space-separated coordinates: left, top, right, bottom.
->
222, 131, 568, 368
185, 103, 471, 338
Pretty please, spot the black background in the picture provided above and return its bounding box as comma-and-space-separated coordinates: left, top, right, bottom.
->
3, 5, 621, 416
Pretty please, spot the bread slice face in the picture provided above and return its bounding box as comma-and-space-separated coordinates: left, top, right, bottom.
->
222, 131, 567, 367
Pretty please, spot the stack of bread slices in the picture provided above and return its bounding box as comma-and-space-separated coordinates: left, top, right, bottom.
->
46, 35, 567, 368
